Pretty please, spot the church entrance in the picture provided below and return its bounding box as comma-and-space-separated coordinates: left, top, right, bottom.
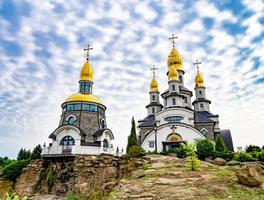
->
162, 125, 184, 152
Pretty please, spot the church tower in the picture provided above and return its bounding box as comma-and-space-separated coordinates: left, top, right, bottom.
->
146, 65, 162, 115
192, 60, 211, 112
42, 45, 114, 156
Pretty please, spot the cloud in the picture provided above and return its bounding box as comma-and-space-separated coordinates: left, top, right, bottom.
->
0, 0, 264, 158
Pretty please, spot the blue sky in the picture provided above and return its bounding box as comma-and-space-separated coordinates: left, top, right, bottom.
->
0, 0, 264, 158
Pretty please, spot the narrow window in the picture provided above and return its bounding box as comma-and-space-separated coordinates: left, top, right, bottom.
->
172, 98, 176, 105
199, 91, 202, 97
152, 107, 155, 114
152, 95, 155, 101
200, 103, 204, 110
172, 85, 175, 91
179, 75, 183, 83
184, 97, 188, 103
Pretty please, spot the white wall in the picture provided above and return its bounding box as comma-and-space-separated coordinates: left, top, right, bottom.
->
141, 124, 205, 152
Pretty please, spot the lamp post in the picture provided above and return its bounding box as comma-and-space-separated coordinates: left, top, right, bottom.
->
154, 122, 157, 153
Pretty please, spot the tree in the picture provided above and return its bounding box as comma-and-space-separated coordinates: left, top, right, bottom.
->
126, 116, 137, 153
184, 142, 200, 171
215, 133, 227, 152
3, 160, 29, 181
196, 139, 215, 159
17, 148, 31, 160
31, 144, 42, 160
245, 145, 261, 153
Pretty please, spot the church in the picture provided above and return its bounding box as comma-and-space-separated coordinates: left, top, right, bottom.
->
42, 45, 114, 156
138, 35, 234, 153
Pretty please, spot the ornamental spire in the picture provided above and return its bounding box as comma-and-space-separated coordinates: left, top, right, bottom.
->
84, 44, 93, 62
169, 34, 178, 48
194, 59, 205, 87
150, 65, 158, 79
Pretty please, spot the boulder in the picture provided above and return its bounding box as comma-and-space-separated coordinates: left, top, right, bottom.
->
205, 157, 215, 164
131, 169, 145, 179
214, 158, 227, 166
227, 160, 240, 166
242, 162, 264, 175
237, 165, 263, 187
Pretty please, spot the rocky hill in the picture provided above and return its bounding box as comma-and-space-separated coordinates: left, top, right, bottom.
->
1, 154, 264, 200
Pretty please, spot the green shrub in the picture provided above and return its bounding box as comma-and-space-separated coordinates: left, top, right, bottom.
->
245, 145, 261, 153
196, 139, 215, 159
4, 192, 27, 200
184, 143, 200, 171
143, 163, 150, 170
46, 168, 55, 192
0, 157, 13, 167
2, 160, 29, 181
214, 150, 235, 161
127, 145, 146, 158
234, 152, 256, 162
169, 144, 188, 158
249, 151, 259, 160
257, 151, 264, 161
215, 133, 227, 152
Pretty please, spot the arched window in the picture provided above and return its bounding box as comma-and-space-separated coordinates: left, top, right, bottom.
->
200, 103, 204, 110
172, 85, 175, 91
152, 95, 155, 101
103, 139, 109, 149
60, 136, 75, 146
101, 119, 106, 129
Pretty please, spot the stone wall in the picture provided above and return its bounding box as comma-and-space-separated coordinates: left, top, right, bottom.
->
14, 154, 129, 197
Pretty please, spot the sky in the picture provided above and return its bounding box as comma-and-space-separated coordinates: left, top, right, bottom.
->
0, 0, 264, 158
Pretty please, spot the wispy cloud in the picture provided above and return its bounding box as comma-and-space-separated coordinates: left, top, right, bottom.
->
0, 0, 263, 158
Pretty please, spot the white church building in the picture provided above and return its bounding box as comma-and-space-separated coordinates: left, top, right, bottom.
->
138, 35, 233, 153
42, 46, 114, 156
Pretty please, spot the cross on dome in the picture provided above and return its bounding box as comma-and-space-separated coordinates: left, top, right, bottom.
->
150, 65, 158, 78
194, 59, 202, 71
169, 34, 178, 48
84, 44, 93, 62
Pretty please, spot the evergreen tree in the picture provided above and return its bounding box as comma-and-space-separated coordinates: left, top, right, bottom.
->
126, 116, 137, 153
31, 144, 42, 160
17, 148, 31, 160
215, 133, 227, 152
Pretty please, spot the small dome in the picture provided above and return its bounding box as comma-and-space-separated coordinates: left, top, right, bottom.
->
150, 79, 159, 92
167, 47, 183, 71
195, 72, 205, 87
80, 62, 93, 81
65, 93, 103, 104
168, 65, 178, 81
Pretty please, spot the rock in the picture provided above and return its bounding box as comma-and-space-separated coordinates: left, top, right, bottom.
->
227, 160, 240, 166
237, 165, 263, 187
131, 169, 145, 179
103, 182, 116, 191
205, 157, 215, 164
242, 162, 264, 175
168, 153, 177, 157
214, 158, 227, 166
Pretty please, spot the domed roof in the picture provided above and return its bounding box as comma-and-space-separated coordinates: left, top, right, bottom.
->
150, 78, 158, 92
65, 93, 103, 104
167, 47, 183, 71
195, 71, 205, 87
80, 62, 93, 81
168, 65, 179, 81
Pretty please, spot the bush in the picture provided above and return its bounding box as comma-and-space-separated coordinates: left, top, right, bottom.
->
214, 150, 235, 161
196, 139, 215, 160
234, 152, 256, 162
127, 145, 146, 158
184, 143, 200, 171
3, 160, 29, 181
5, 192, 27, 200
0, 157, 13, 167
169, 144, 188, 158
257, 151, 264, 161
46, 168, 55, 192
215, 133, 227, 152
245, 145, 261, 153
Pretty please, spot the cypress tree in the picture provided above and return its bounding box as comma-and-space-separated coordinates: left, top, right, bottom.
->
215, 133, 227, 152
126, 116, 137, 153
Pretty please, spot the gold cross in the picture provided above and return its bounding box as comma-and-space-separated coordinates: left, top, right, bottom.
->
169, 34, 178, 47
170, 125, 177, 133
150, 65, 158, 78
84, 44, 93, 61
193, 59, 202, 71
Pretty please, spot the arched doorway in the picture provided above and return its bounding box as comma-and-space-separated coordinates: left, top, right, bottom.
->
162, 133, 183, 152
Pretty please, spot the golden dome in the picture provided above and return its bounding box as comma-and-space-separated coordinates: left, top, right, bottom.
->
168, 65, 179, 81
195, 71, 205, 87
80, 62, 93, 81
150, 78, 159, 92
65, 93, 103, 104
167, 47, 183, 71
